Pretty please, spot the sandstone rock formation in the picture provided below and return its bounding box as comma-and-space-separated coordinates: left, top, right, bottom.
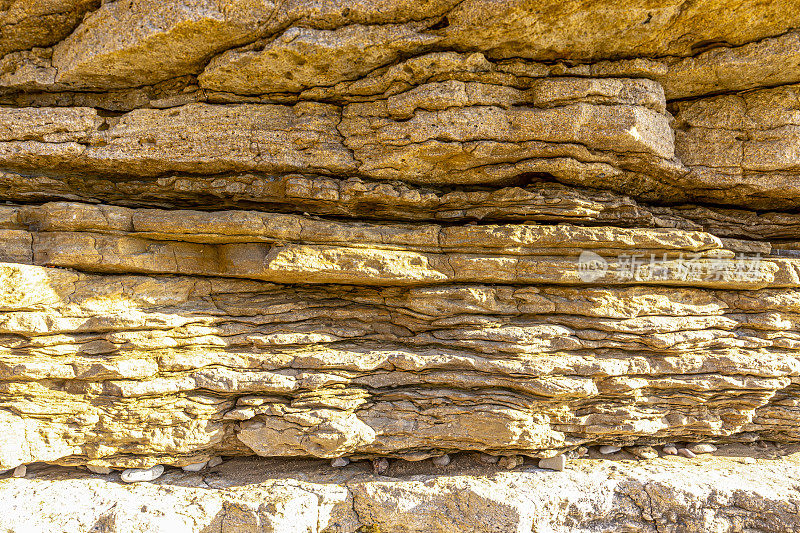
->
2, 0, 800, 530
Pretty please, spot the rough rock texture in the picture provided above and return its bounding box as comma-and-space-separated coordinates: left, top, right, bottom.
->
3, 0, 800, 530
3, 446, 800, 532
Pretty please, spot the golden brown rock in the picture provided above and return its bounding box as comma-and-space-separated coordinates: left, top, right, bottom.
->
1, 1, 800, 530
0, 0, 100, 57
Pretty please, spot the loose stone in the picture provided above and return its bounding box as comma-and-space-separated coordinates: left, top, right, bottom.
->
663, 445, 678, 456
206, 457, 223, 468
678, 448, 697, 459
498, 455, 523, 469
181, 461, 209, 472
538, 454, 566, 471
372, 458, 389, 475
687, 443, 717, 454
331, 457, 350, 468
478, 453, 499, 464
432, 454, 451, 467
12, 465, 26, 478
599, 445, 622, 455
627, 446, 659, 460
86, 465, 112, 474
121, 465, 164, 483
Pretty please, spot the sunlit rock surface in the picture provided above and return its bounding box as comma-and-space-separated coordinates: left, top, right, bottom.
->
2, 0, 800, 530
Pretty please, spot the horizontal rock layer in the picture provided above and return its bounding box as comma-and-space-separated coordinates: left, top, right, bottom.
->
3, 448, 800, 533
2, 0, 800, 96
2, 252, 800, 468
2, 78, 800, 208
2, 201, 787, 288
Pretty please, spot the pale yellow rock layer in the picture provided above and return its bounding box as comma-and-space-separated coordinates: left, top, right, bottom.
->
4, 51, 800, 208
0, 75, 674, 189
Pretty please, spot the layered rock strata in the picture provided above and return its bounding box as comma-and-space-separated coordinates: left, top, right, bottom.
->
2, 1, 800, 529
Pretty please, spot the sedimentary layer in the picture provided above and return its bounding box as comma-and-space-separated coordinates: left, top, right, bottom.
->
2, 448, 799, 533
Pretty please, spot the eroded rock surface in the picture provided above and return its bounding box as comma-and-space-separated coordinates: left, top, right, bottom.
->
2, 0, 800, 530
3, 447, 800, 533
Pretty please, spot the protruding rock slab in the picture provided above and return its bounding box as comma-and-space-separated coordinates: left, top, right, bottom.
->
49, 0, 275, 89
0, 0, 100, 57
0, 77, 673, 189
674, 83, 800, 209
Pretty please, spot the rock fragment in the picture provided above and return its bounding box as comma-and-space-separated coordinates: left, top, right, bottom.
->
181, 461, 208, 473
678, 448, 697, 459
599, 446, 622, 455
498, 455, 524, 469
627, 446, 659, 460
478, 454, 499, 465
538, 454, 566, 471
372, 458, 389, 475
432, 455, 451, 467
121, 465, 165, 483
686, 443, 717, 455
663, 445, 678, 456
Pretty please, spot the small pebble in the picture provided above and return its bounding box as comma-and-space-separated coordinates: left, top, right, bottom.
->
331, 457, 350, 468
663, 444, 678, 455
498, 455, 523, 470
538, 454, 566, 471
432, 454, 451, 467
599, 445, 622, 455
372, 458, 389, 475
686, 443, 717, 455
478, 453, 499, 465
575, 446, 588, 458
12, 465, 26, 478
206, 456, 223, 468
181, 461, 208, 472
627, 446, 659, 460
87, 465, 112, 474
121, 465, 164, 483
740, 457, 756, 464
678, 448, 697, 459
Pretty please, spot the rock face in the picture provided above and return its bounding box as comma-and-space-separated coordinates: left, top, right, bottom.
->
2, 0, 800, 530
